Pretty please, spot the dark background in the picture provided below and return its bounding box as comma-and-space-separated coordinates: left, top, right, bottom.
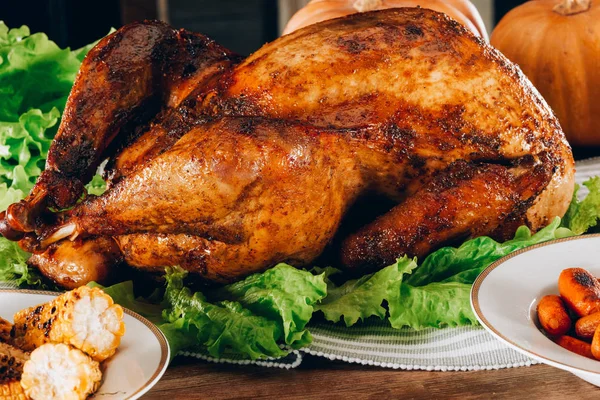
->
0, 0, 524, 55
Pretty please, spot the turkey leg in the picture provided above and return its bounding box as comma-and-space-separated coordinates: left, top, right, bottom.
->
39, 118, 363, 264
340, 158, 554, 272
1, 21, 237, 238
27, 237, 123, 289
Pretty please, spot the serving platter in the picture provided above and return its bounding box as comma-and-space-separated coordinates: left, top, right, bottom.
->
471, 234, 600, 386
0, 289, 170, 399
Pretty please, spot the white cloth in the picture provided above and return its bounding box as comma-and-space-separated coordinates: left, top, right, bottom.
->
2, 158, 599, 369
304, 322, 535, 371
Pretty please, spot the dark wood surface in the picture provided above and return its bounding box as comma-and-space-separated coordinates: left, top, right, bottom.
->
145, 354, 599, 399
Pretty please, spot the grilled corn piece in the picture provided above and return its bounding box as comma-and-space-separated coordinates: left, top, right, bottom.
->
12, 286, 125, 362
21, 343, 102, 400
0, 381, 27, 400
0, 319, 12, 344
0, 342, 29, 400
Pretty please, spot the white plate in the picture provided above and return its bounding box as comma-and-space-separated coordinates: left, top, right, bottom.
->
0, 289, 169, 399
471, 234, 600, 386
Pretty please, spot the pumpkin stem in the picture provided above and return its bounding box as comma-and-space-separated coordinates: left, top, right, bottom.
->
353, 0, 383, 12
553, 0, 591, 15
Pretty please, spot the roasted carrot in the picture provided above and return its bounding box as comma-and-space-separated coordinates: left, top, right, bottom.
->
576, 311, 600, 339
558, 268, 600, 317
537, 295, 571, 336
555, 335, 595, 359
592, 324, 600, 360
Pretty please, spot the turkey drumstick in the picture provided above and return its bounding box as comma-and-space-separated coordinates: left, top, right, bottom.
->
0, 21, 237, 237
341, 157, 554, 271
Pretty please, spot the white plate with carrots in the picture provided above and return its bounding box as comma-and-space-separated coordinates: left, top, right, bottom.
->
0, 289, 170, 399
471, 234, 600, 387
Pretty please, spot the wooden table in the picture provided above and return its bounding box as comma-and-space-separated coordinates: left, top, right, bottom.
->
145, 354, 599, 399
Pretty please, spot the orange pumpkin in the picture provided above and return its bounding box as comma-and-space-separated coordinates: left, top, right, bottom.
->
491, 0, 600, 146
282, 0, 488, 40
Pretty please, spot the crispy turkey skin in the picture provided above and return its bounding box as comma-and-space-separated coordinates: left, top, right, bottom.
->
0, 8, 574, 287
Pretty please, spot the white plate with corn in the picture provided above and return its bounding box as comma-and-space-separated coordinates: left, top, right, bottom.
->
0, 287, 169, 399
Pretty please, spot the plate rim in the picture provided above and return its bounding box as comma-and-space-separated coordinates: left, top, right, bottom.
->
0, 288, 170, 399
471, 233, 600, 376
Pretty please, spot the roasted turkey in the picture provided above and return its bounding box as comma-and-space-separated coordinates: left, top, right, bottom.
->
0, 8, 575, 288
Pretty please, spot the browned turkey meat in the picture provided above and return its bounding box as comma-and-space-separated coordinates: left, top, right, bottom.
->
0, 8, 574, 287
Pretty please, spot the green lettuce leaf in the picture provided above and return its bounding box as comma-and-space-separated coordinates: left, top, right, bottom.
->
316, 257, 417, 327
0, 108, 61, 193
407, 217, 571, 287
85, 173, 107, 196
318, 218, 570, 330
161, 267, 287, 359
93, 265, 326, 360
0, 183, 25, 212
0, 238, 47, 288
562, 177, 600, 235
0, 24, 81, 121
390, 282, 477, 329
213, 263, 327, 348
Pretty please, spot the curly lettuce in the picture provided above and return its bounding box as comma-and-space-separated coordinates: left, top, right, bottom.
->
0, 238, 46, 288
561, 177, 600, 235
97, 265, 327, 360
316, 256, 417, 327
317, 217, 575, 330
213, 263, 327, 347
0, 24, 83, 193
